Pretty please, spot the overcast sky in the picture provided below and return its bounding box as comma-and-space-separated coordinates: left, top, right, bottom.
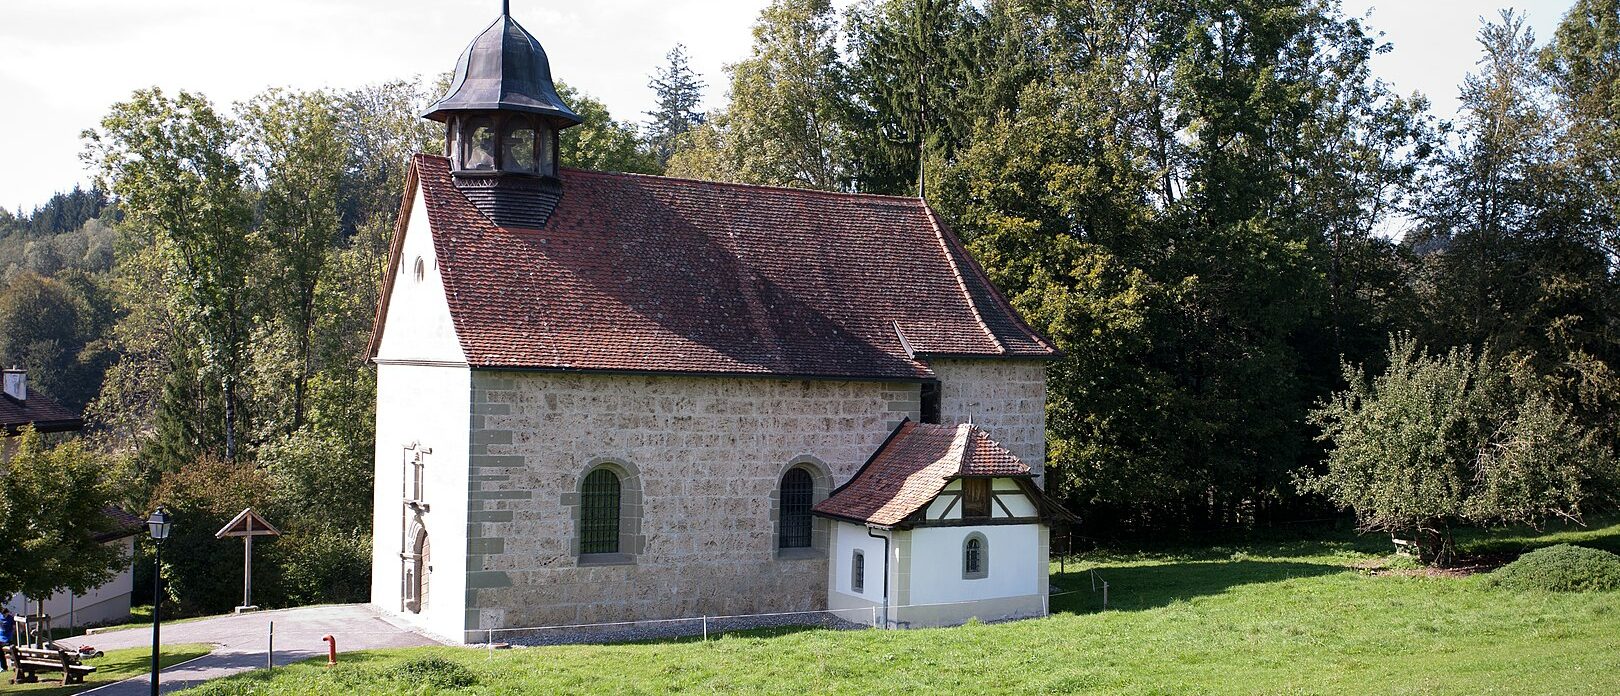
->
0, 0, 1575, 212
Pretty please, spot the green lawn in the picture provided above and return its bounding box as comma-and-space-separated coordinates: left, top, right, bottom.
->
182, 521, 1620, 695
7, 643, 211, 695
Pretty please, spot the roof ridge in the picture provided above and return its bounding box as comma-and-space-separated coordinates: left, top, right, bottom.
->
925, 205, 1060, 355
556, 165, 930, 204
921, 205, 1005, 353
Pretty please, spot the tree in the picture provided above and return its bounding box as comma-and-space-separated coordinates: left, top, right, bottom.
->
556, 82, 660, 174
668, 0, 856, 190
240, 89, 347, 434
1299, 337, 1617, 564
0, 428, 127, 618
845, 0, 986, 195
0, 271, 113, 411
645, 44, 706, 168
83, 89, 257, 462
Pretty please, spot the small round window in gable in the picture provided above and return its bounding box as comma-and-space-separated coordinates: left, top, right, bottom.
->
413, 256, 426, 282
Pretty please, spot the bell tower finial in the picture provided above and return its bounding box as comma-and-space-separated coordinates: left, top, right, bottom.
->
502, 0, 510, 16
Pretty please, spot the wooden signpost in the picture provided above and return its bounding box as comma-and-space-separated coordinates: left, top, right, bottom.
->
215, 508, 281, 614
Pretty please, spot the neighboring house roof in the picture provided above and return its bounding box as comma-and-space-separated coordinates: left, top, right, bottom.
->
373, 154, 1056, 380
814, 420, 1069, 527
95, 507, 145, 543
0, 390, 82, 435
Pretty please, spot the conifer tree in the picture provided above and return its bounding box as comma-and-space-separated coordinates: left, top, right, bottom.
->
645, 44, 706, 169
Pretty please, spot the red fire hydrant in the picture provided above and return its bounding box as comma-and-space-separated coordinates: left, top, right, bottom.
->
322, 635, 337, 667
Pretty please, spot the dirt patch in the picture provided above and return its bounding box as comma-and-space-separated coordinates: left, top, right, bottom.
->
1355, 553, 1518, 578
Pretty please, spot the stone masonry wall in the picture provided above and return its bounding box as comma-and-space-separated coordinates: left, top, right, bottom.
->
461, 372, 920, 636
928, 358, 1048, 483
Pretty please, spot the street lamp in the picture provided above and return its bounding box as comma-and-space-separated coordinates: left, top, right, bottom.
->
145, 507, 172, 696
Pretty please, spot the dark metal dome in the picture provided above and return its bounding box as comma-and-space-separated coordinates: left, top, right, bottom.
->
423, 11, 583, 126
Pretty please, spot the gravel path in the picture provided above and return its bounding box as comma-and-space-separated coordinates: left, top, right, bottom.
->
63, 604, 440, 694
499, 610, 868, 647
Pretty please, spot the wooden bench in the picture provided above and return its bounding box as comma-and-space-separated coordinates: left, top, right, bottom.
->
6, 644, 97, 685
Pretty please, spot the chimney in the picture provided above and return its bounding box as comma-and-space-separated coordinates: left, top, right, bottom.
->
2, 367, 25, 402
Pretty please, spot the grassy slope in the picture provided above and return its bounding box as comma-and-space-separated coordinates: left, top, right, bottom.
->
185, 522, 1620, 695
8, 643, 212, 695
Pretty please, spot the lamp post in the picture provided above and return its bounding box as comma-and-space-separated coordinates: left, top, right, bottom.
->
145, 507, 172, 696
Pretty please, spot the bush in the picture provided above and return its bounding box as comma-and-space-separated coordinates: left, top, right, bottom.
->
1487, 544, 1620, 592
386, 656, 478, 689
271, 527, 371, 606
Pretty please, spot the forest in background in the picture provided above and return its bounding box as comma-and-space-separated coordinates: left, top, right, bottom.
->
1, 0, 1616, 610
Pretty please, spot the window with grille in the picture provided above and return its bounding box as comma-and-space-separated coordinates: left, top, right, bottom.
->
963, 533, 988, 579
580, 468, 621, 554
852, 550, 866, 593
779, 468, 814, 549
962, 478, 991, 519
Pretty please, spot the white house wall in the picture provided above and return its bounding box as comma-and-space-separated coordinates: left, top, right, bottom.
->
907, 525, 1040, 604
5, 537, 135, 628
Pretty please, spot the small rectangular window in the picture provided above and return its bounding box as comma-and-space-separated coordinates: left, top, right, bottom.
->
920, 381, 942, 424
962, 479, 991, 518
852, 550, 866, 593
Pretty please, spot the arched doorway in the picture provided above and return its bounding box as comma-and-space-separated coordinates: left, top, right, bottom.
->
405, 526, 430, 614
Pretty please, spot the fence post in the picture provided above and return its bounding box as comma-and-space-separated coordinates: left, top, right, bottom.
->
266, 621, 273, 677
870, 605, 877, 628
487, 629, 494, 659
701, 615, 708, 641
1102, 581, 1109, 611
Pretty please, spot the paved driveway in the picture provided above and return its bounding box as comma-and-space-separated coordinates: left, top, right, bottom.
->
65, 604, 440, 694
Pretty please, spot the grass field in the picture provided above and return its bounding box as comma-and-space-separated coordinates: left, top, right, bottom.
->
7, 643, 211, 695
182, 521, 1620, 695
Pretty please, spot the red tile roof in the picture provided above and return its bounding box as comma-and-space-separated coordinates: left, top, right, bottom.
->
0, 391, 82, 435
812, 421, 1034, 527
380, 155, 1055, 378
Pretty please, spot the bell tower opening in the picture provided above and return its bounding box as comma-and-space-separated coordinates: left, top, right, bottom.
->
423, 1, 583, 229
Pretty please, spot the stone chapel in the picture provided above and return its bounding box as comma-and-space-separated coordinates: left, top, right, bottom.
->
369, 5, 1070, 643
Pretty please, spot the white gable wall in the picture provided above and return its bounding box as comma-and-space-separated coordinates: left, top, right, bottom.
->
374, 185, 465, 365
924, 478, 1038, 520
370, 186, 472, 641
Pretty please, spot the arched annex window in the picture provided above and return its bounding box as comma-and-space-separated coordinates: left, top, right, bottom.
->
851, 550, 866, 593
580, 468, 621, 554
778, 468, 814, 549
963, 532, 988, 580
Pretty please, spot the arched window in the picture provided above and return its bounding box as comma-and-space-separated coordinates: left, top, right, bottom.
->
963, 533, 988, 579
778, 468, 813, 549
580, 468, 621, 554
851, 550, 866, 593
462, 117, 496, 170
412, 256, 425, 282
501, 119, 537, 173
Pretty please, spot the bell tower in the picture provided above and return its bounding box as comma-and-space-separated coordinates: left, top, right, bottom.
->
423, 1, 583, 229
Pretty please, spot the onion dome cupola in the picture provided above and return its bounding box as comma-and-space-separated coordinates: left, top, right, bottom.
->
424, 1, 583, 229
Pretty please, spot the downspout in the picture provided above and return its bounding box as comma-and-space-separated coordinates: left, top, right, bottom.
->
866, 526, 890, 629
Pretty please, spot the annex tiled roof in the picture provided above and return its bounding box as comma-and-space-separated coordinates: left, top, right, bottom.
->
388, 154, 1055, 378
813, 421, 1033, 527
0, 391, 82, 435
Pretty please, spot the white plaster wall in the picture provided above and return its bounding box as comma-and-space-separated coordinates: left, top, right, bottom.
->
831, 522, 888, 599
370, 362, 471, 641
927, 359, 1047, 483
906, 524, 1041, 605
5, 537, 135, 628
374, 186, 466, 364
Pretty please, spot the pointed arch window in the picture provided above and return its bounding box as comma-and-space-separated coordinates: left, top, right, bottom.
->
580, 468, 621, 554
